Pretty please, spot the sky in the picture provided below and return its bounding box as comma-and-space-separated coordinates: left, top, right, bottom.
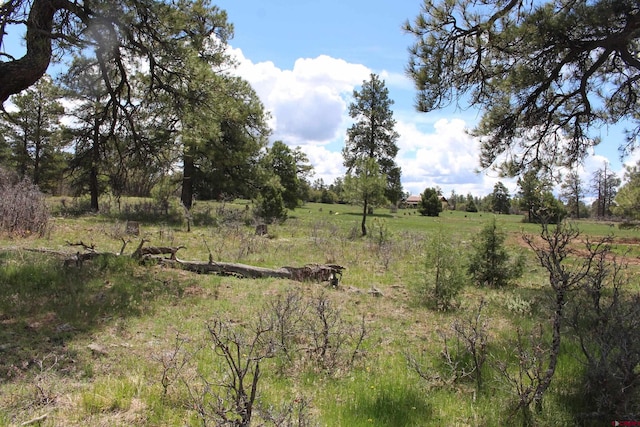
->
4, 0, 637, 198
213, 0, 638, 198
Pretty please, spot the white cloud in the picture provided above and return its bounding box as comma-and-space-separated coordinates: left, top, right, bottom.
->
227, 48, 532, 198
230, 48, 370, 145
396, 118, 509, 196
297, 144, 345, 184
379, 70, 414, 91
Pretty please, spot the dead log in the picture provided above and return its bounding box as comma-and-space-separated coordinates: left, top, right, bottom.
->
131, 239, 185, 260
153, 258, 344, 285
138, 245, 185, 260
5, 241, 344, 284
63, 251, 101, 267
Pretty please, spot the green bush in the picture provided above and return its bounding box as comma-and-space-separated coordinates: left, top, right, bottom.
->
254, 178, 288, 224
419, 230, 466, 310
468, 216, 524, 287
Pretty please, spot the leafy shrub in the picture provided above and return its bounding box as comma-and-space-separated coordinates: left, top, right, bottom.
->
418, 187, 442, 217
150, 176, 178, 216
418, 230, 467, 310
0, 168, 49, 237
468, 217, 524, 287
255, 178, 288, 224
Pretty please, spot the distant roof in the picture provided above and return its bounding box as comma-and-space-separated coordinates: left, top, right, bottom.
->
406, 195, 448, 203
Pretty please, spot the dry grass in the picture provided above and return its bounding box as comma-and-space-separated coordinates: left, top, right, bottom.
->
0, 199, 639, 426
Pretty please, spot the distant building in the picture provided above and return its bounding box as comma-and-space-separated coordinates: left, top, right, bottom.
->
405, 195, 421, 208
404, 194, 449, 209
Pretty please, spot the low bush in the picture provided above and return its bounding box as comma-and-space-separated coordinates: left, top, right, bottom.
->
0, 168, 49, 237
416, 230, 466, 310
468, 216, 524, 287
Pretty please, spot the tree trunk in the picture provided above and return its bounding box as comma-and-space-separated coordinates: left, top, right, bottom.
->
89, 115, 100, 212
181, 151, 195, 210
361, 199, 368, 236
153, 258, 344, 284
0, 0, 60, 105
19, 136, 29, 178
33, 105, 43, 186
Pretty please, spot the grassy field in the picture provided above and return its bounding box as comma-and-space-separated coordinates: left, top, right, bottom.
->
0, 198, 638, 426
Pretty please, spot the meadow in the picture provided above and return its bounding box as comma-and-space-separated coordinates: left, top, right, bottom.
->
0, 198, 638, 426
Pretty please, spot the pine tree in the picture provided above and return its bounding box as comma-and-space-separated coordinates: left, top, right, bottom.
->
343, 73, 402, 224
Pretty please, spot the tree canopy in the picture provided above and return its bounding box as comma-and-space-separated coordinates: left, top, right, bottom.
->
0, 0, 232, 108
559, 170, 585, 218
0, 74, 66, 192
405, 0, 640, 174
490, 182, 511, 215
613, 161, 640, 220
517, 170, 566, 223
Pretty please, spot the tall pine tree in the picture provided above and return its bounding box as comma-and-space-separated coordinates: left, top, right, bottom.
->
342, 73, 402, 235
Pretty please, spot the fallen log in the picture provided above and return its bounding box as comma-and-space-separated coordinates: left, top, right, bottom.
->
153, 258, 344, 285
4, 240, 344, 285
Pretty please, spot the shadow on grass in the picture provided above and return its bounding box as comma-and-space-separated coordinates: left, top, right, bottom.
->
340, 386, 432, 426
0, 250, 184, 382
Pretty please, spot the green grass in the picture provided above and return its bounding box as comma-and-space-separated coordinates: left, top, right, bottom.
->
0, 198, 639, 426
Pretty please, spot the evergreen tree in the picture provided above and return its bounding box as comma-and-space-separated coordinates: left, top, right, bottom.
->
559, 170, 585, 219
1, 0, 234, 110
612, 161, 640, 220
517, 170, 566, 224
406, 0, 640, 173
343, 73, 402, 207
590, 163, 621, 218
255, 177, 288, 224
261, 141, 312, 210
61, 58, 120, 212
490, 182, 511, 214
343, 158, 387, 236
465, 193, 478, 213
1, 75, 67, 193
190, 76, 270, 203
468, 217, 524, 288
419, 187, 442, 217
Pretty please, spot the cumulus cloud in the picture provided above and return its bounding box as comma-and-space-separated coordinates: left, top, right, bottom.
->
297, 144, 345, 184
396, 118, 497, 195
229, 48, 370, 145
229, 47, 625, 199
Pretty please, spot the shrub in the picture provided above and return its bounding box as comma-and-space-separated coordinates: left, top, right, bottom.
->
255, 178, 288, 224
418, 230, 466, 310
418, 187, 442, 217
0, 168, 50, 237
567, 255, 640, 420
150, 175, 178, 216
468, 217, 524, 287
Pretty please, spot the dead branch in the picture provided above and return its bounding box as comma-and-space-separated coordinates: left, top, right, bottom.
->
20, 412, 49, 426
65, 240, 96, 252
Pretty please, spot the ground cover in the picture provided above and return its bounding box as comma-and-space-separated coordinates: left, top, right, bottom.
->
0, 199, 638, 426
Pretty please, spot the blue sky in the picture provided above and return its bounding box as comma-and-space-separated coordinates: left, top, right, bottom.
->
4, 0, 634, 197
216, 0, 635, 197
